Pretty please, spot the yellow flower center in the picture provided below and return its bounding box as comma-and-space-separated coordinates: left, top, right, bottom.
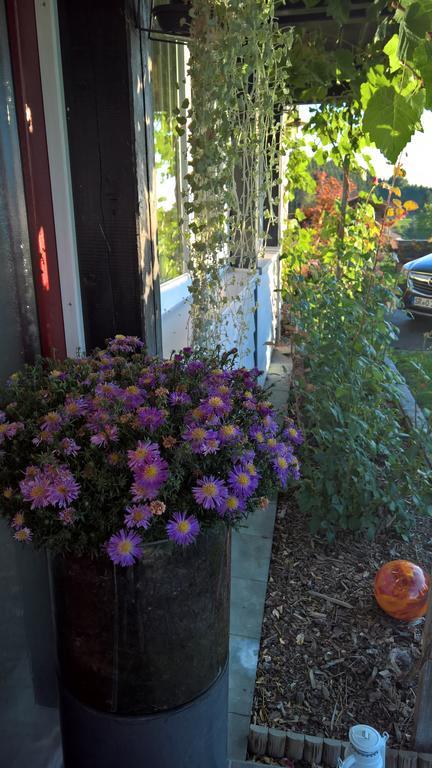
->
267, 438, 277, 447
278, 457, 288, 470
246, 463, 257, 476
118, 540, 133, 554
143, 465, 158, 480
238, 474, 249, 486
203, 483, 217, 497
222, 425, 235, 436
178, 520, 191, 534
127, 386, 139, 395
289, 428, 297, 437
15, 529, 29, 541
0, 425, 8, 434
227, 497, 238, 509
191, 427, 206, 441
30, 485, 45, 499
209, 396, 223, 407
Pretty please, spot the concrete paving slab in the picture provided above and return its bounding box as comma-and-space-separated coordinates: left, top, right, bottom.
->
230, 577, 268, 639
228, 349, 292, 762
231, 531, 273, 582
237, 501, 277, 537
228, 714, 251, 761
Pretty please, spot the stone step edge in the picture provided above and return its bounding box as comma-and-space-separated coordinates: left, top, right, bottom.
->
248, 725, 432, 767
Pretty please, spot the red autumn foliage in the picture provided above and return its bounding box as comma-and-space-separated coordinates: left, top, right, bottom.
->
303, 171, 357, 230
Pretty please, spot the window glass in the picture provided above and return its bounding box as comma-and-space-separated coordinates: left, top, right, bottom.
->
152, 41, 187, 283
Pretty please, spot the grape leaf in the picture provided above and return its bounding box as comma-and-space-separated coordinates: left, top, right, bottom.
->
363, 85, 425, 163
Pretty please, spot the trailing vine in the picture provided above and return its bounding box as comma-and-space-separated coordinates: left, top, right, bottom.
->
184, 0, 293, 347
181, 0, 432, 348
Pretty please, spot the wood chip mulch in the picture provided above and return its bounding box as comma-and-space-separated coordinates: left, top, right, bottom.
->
251, 496, 432, 752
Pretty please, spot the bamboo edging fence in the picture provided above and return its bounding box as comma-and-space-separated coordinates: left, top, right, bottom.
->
248, 725, 432, 768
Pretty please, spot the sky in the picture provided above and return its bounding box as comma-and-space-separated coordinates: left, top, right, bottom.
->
298, 106, 432, 188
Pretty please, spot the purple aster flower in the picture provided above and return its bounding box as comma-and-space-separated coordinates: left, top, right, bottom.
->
182, 423, 208, 450
131, 479, 159, 501
186, 360, 205, 375
262, 415, 278, 435
192, 476, 228, 510
249, 424, 266, 445
14, 527, 33, 542
272, 452, 300, 486
282, 424, 304, 446
265, 437, 284, 455
90, 432, 108, 447
201, 395, 232, 419
60, 438, 81, 457
48, 468, 80, 508
121, 385, 145, 410
219, 493, 245, 518
106, 529, 143, 566
240, 461, 260, 492
11, 511, 25, 529
20, 472, 52, 509
95, 382, 123, 401
107, 335, 145, 354
228, 466, 255, 499
136, 406, 166, 432
64, 396, 88, 418
59, 507, 76, 525
133, 456, 169, 488
124, 504, 153, 529
257, 401, 274, 417
32, 431, 54, 447
218, 424, 241, 444
5, 421, 24, 438
169, 391, 192, 407
127, 441, 160, 469
166, 512, 200, 546
41, 411, 63, 433
201, 434, 221, 455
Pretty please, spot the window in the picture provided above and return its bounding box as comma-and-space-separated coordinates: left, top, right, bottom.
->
152, 41, 188, 283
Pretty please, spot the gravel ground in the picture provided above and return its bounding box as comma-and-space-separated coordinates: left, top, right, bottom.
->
251, 496, 432, 751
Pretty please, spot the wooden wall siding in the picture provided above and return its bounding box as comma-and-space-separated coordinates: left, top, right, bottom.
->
57, 0, 161, 353
6, 0, 66, 359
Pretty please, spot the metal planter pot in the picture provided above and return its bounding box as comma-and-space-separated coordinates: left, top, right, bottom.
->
52, 524, 231, 767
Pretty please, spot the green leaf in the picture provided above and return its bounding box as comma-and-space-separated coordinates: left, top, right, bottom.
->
363, 85, 425, 163
414, 40, 432, 109
398, 1, 432, 61
384, 34, 402, 73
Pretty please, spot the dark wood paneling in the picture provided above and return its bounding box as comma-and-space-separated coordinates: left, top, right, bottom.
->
58, 0, 155, 352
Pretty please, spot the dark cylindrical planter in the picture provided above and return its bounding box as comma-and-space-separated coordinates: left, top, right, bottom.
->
51, 525, 230, 767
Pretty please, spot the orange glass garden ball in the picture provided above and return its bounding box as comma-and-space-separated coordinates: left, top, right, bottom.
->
374, 560, 430, 621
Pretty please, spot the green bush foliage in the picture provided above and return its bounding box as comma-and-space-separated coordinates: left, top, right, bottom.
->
282, 204, 432, 540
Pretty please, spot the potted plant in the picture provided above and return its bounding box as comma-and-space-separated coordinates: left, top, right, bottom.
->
0, 335, 301, 767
